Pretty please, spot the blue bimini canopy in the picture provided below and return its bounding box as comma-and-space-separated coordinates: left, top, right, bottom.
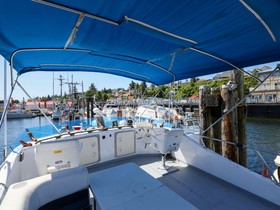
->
0, 0, 280, 85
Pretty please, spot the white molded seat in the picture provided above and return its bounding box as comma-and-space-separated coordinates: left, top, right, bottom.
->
1, 166, 89, 210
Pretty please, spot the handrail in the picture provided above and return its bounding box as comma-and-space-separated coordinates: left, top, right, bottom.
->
200, 134, 280, 185
255, 150, 278, 183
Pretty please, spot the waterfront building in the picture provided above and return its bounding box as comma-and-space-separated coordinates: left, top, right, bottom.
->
249, 66, 280, 103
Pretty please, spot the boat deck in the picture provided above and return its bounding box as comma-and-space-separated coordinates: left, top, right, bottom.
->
87, 154, 279, 210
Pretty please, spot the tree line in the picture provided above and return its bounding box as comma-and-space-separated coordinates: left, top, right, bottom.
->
84, 75, 258, 101
19, 74, 257, 103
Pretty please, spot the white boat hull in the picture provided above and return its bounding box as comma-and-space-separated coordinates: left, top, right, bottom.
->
0, 127, 280, 208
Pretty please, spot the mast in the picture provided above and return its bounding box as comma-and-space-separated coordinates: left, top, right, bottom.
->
57, 75, 64, 100
82, 81, 85, 109
71, 74, 74, 101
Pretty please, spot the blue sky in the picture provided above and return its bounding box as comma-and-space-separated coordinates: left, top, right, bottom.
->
0, 55, 133, 100
0, 55, 279, 101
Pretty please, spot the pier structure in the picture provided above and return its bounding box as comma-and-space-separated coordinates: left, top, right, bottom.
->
198, 70, 247, 167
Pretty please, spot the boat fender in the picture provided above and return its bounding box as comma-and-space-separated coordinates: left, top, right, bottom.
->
261, 164, 269, 178
274, 155, 280, 167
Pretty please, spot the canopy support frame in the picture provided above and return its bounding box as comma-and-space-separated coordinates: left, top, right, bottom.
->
239, 0, 276, 42
64, 13, 85, 49
169, 53, 176, 71
146, 62, 176, 82
40, 63, 152, 82
0, 75, 19, 135
123, 16, 198, 45
190, 47, 262, 82
3, 59, 8, 160
32, 0, 119, 26
5, 49, 65, 137
12, 48, 177, 84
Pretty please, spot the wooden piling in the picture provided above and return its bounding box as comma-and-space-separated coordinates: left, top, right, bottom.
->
199, 86, 211, 147
231, 70, 247, 167
209, 87, 222, 154
221, 84, 236, 162
199, 70, 246, 166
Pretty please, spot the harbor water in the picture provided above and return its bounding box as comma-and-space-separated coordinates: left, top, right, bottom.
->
0, 117, 279, 175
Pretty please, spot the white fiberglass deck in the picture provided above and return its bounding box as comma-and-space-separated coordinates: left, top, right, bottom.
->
89, 162, 197, 210
87, 155, 279, 210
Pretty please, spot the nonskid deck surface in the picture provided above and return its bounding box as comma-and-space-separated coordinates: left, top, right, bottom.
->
87, 155, 279, 210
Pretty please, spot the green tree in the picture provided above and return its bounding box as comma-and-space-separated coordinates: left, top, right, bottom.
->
244, 76, 258, 95
150, 83, 155, 90
129, 81, 136, 91
95, 91, 102, 100
102, 93, 109, 101
85, 83, 97, 98
140, 81, 147, 96
156, 85, 168, 98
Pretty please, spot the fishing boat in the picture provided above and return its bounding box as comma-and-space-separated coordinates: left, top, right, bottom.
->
1, 0, 280, 209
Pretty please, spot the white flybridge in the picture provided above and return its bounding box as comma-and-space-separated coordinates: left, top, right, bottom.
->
0, 120, 280, 209
1, 0, 280, 209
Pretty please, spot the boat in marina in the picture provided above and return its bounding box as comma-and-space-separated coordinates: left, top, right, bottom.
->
102, 103, 120, 118
0, 100, 36, 119
0, 110, 36, 119
1, 0, 280, 209
51, 107, 61, 121
134, 103, 201, 135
